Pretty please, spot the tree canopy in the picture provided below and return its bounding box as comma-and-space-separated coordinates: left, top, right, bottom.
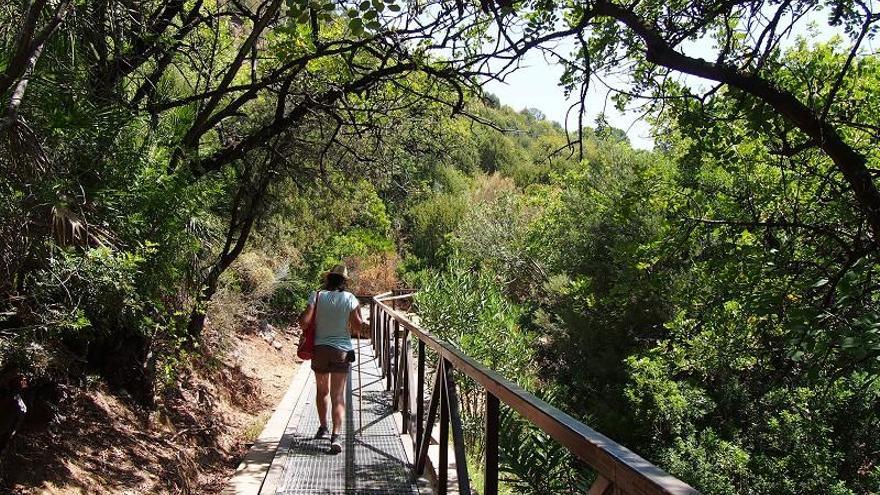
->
2, 0, 879, 493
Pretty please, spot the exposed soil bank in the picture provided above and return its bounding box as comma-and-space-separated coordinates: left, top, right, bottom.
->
1, 328, 300, 494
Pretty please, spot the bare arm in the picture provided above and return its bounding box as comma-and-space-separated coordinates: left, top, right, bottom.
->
348, 307, 364, 336
298, 303, 314, 329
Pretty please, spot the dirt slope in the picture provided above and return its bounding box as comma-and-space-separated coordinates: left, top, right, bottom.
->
2, 328, 300, 494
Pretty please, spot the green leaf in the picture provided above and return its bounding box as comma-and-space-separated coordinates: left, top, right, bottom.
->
359, 0, 371, 10
349, 17, 364, 34
366, 20, 381, 29
387, 3, 400, 11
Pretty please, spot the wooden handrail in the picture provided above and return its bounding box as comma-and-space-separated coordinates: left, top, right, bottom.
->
374, 292, 416, 302
370, 292, 700, 495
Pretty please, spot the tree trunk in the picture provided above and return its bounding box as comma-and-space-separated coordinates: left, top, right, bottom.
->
186, 169, 270, 339
0, 0, 69, 98
1, 36, 46, 130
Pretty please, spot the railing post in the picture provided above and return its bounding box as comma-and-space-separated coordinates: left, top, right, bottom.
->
416, 361, 443, 475
438, 360, 449, 495
401, 328, 411, 432
370, 300, 376, 350
392, 320, 401, 398
376, 307, 383, 374
380, 312, 387, 378
384, 314, 392, 390
587, 475, 613, 495
443, 360, 472, 495
485, 392, 500, 495
416, 340, 425, 456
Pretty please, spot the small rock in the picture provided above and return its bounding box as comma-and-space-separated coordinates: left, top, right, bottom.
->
260, 329, 276, 344
272, 341, 283, 350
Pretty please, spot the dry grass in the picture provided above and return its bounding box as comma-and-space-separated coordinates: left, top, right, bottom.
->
241, 412, 271, 444
203, 249, 282, 351
346, 252, 400, 294
470, 172, 516, 204
232, 251, 277, 300
202, 289, 248, 356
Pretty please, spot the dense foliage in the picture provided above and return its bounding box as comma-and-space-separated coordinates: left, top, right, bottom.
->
404, 44, 880, 494
2, 0, 879, 493
0, 0, 467, 481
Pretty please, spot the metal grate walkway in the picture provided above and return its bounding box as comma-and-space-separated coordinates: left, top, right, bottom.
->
268, 339, 421, 495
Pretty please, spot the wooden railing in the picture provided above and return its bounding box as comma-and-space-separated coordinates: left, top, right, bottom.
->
369, 291, 700, 495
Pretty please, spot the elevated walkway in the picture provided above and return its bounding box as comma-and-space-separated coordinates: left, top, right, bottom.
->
229, 293, 701, 495
228, 338, 425, 495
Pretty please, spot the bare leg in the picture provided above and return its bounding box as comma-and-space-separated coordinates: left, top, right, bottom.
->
329, 371, 348, 435
315, 372, 330, 428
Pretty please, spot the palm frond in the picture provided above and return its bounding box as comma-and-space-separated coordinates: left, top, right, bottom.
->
2, 117, 49, 178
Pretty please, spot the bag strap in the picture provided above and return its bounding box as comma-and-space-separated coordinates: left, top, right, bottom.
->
313, 290, 321, 322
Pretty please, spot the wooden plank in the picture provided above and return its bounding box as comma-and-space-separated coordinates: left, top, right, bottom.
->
443, 360, 472, 495
484, 392, 499, 495
378, 292, 417, 302
588, 475, 614, 495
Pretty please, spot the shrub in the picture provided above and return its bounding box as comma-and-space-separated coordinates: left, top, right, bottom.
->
415, 257, 534, 379
202, 288, 249, 357
452, 190, 546, 301
2, 246, 167, 404
406, 193, 468, 267
231, 251, 277, 300
415, 257, 537, 454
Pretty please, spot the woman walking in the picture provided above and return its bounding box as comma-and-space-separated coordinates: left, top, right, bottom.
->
299, 264, 364, 454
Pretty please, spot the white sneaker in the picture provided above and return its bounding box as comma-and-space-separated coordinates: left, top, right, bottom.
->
329, 434, 342, 454
315, 426, 328, 439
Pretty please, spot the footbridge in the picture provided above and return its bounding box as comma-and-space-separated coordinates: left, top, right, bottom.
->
226, 291, 700, 495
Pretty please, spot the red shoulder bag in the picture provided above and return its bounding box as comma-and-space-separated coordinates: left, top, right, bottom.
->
297, 291, 320, 360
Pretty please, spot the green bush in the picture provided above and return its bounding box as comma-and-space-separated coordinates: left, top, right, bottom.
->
2, 246, 170, 403
414, 257, 535, 380
406, 193, 468, 268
